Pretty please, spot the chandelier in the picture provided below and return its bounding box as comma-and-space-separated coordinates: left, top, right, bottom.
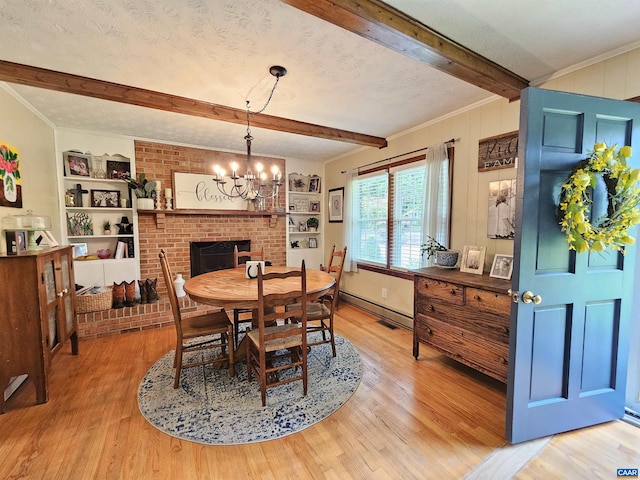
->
212, 65, 286, 204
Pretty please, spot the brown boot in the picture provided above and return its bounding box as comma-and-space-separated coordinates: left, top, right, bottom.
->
146, 278, 159, 303
138, 279, 147, 304
112, 281, 125, 309
124, 280, 137, 307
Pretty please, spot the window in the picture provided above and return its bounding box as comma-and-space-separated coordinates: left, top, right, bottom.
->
349, 148, 451, 271
353, 172, 388, 265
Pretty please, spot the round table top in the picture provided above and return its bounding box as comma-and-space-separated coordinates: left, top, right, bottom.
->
184, 266, 335, 310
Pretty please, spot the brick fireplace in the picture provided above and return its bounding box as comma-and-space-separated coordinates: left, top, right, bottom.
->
75, 140, 287, 339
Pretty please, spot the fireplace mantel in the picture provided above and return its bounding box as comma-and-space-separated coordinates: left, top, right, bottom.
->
138, 209, 286, 228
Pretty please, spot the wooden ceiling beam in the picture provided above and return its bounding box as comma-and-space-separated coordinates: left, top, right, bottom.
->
280, 0, 529, 101
0, 60, 387, 149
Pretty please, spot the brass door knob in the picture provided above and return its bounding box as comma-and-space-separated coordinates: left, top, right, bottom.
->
522, 291, 542, 304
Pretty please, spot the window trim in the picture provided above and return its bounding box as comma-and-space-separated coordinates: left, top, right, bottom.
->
352, 147, 454, 276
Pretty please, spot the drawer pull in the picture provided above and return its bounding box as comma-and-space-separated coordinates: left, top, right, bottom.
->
502, 327, 509, 334
450, 289, 457, 296
474, 295, 481, 301
429, 304, 435, 312
499, 357, 508, 364
426, 327, 433, 335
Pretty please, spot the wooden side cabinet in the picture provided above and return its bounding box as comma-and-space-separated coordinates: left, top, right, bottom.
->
413, 267, 511, 383
0, 246, 78, 413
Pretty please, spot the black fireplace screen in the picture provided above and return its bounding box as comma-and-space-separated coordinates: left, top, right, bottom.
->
190, 240, 250, 277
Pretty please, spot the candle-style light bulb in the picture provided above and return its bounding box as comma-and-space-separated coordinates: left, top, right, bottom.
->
255, 162, 263, 173
219, 168, 226, 177
231, 162, 238, 176
260, 172, 267, 181
271, 165, 279, 179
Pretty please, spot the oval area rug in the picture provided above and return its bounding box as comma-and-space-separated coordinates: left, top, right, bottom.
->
138, 333, 362, 445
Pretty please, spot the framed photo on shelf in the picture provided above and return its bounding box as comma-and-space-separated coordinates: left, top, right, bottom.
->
71, 243, 88, 259
63, 151, 91, 177
308, 175, 321, 193
328, 187, 344, 223
489, 254, 514, 280
310, 201, 320, 212
106, 159, 131, 180
308, 237, 318, 248
289, 205, 296, 211
91, 189, 121, 207
460, 245, 486, 275
299, 221, 307, 232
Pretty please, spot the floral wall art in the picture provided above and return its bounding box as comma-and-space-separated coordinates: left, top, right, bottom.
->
0, 142, 22, 208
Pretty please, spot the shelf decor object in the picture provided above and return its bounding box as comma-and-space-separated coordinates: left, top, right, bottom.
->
2, 212, 52, 251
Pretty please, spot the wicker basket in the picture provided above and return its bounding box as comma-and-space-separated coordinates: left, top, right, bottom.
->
76, 287, 112, 313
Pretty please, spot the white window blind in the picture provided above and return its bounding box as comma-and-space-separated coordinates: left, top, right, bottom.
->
391, 164, 426, 269
353, 172, 388, 265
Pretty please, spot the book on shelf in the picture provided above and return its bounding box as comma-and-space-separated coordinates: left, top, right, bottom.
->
115, 241, 128, 259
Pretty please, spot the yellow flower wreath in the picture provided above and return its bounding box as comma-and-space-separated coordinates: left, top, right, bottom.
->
558, 143, 640, 253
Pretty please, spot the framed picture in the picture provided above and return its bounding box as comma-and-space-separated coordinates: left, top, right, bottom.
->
299, 221, 307, 232
71, 243, 88, 259
308, 237, 318, 248
488, 179, 516, 239
63, 151, 91, 177
106, 160, 131, 180
310, 201, 320, 212
289, 205, 296, 211
460, 245, 486, 275
490, 254, 514, 280
91, 189, 121, 207
309, 175, 321, 193
328, 187, 344, 223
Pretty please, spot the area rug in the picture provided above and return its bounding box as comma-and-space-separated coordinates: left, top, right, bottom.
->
138, 333, 362, 445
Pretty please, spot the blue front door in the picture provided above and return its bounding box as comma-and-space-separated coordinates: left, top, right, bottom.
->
506, 87, 640, 443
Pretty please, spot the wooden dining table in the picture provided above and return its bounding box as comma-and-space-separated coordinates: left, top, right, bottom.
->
184, 266, 335, 309
184, 266, 335, 360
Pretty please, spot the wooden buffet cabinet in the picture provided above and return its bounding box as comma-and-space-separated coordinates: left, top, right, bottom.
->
0, 246, 78, 413
413, 267, 512, 383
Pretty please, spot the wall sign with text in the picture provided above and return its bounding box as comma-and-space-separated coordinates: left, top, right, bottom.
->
173, 172, 247, 210
478, 131, 518, 172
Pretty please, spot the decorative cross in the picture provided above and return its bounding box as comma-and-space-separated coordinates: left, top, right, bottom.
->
70, 183, 88, 207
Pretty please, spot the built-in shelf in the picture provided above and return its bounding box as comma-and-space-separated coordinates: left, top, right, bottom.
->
68, 234, 134, 239
65, 207, 133, 212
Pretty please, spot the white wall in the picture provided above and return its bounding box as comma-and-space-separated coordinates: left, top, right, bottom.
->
0, 85, 57, 253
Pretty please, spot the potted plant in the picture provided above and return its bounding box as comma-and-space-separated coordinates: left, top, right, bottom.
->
306, 216, 319, 232
420, 235, 458, 267
102, 219, 112, 235
126, 173, 157, 210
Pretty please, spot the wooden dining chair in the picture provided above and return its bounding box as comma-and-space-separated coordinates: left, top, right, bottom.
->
286, 245, 346, 357
319, 245, 347, 309
246, 261, 308, 407
159, 249, 234, 389
232, 245, 265, 347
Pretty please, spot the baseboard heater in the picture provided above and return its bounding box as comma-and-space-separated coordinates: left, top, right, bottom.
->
341, 292, 413, 330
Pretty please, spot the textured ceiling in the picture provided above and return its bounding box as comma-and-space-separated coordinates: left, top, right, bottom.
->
1, 0, 640, 162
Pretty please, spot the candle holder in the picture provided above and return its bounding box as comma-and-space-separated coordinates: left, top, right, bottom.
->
154, 194, 163, 210
165, 196, 173, 210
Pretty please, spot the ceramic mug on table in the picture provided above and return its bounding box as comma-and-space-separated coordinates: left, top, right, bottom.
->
245, 261, 266, 279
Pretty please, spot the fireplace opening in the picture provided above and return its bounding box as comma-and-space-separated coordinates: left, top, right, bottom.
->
190, 240, 250, 277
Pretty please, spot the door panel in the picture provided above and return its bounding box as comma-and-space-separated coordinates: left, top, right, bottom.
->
507, 87, 639, 443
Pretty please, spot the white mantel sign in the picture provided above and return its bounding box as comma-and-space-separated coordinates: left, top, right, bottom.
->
173, 172, 247, 210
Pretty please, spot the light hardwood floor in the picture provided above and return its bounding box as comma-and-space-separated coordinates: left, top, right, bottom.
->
1, 304, 639, 479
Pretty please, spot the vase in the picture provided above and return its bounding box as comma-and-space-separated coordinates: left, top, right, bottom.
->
137, 198, 154, 210
3, 171, 17, 203
174, 273, 186, 298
